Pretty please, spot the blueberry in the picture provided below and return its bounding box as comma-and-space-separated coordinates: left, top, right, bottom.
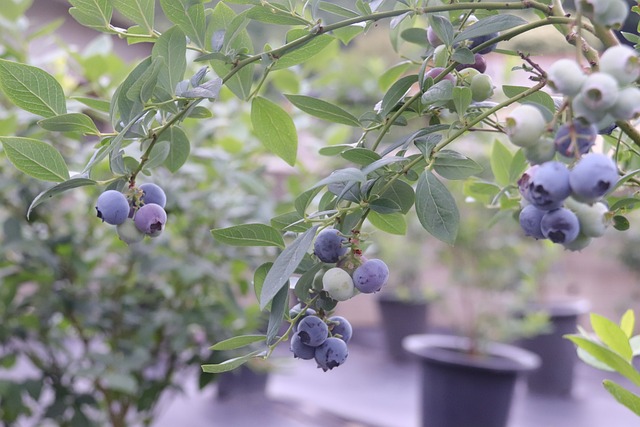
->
611, 86, 640, 121
562, 232, 592, 251
593, 0, 629, 29
470, 73, 494, 102
455, 53, 487, 74
328, 316, 353, 343
314, 228, 348, 263
579, 72, 619, 111
527, 161, 571, 210
139, 183, 167, 208
322, 267, 355, 301
524, 137, 556, 165
468, 32, 499, 54
427, 26, 443, 47
116, 219, 145, 244
505, 105, 547, 148
519, 204, 547, 239
315, 337, 349, 371
290, 332, 316, 360
518, 165, 539, 203
134, 203, 167, 237
297, 316, 328, 347
599, 44, 640, 86
569, 153, 618, 203
547, 58, 586, 97
96, 190, 130, 225
424, 67, 456, 85
541, 208, 580, 244
353, 259, 389, 294
572, 93, 608, 124
565, 197, 609, 237
554, 122, 597, 158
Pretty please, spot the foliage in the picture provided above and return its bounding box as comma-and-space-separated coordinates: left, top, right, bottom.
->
0, 0, 640, 419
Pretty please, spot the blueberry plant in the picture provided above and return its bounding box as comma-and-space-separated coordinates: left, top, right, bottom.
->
2, 0, 640, 416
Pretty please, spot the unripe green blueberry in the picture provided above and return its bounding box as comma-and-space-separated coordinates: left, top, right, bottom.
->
599, 45, 640, 86
433, 45, 449, 68
322, 267, 355, 301
562, 232, 592, 251
565, 197, 609, 238
458, 67, 480, 86
116, 219, 145, 244
593, 0, 629, 29
579, 72, 619, 111
610, 86, 640, 121
505, 104, 547, 148
470, 74, 494, 102
572, 93, 608, 124
547, 58, 586, 97
524, 137, 556, 165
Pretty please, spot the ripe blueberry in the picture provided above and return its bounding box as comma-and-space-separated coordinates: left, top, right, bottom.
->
328, 316, 353, 343
314, 228, 348, 263
541, 208, 580, 244
353, 259, 389, 293
297, 315, 329, 347
290, 332, 317, 360
315, 337, 348, 371
134, 203, 167, 237
519, 204, 547, 240
96, 190, 130, 225
527, 161, 571, 210
554, 122, 597, 158
569, 153, 618, 203
139, 183, 167, 208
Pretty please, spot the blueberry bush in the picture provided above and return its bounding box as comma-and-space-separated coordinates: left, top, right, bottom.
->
2, 0, 640, 418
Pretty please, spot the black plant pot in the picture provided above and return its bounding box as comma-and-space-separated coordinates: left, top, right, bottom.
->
403, 334, 540, 427
516, 299, 590, 396
217, 365, 269, 401
377, 294, 429, 361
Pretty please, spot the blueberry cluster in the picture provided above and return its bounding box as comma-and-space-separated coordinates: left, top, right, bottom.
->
289, 304, 351, 371
95, 183, 168, 244
578, 0, 629, 29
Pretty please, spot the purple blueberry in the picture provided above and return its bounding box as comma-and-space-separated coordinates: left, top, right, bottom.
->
290, 332, 316, 360
353, 259, 389, 293
541, 208, 580, 244
424, 67, 456, 84
314, 228, 348, 263
518, 165, 539, 203
134, 203, 167, 237
527, 161, 571, 210
315, 337, 349, 371
427, 26, 443, 47
554, 122, 597, 158
569, 153, 618, 203
96, 190, 130, 225
328, 316, 353, 343
139, 183, 167, 208
296, 315, 328, 347
519, 204, 547, 239
468, 32, 499, 54
455, 53, 487, 73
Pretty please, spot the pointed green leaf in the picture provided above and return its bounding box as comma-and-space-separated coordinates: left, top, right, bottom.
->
381, 74, 418, 117
318, 2, 359, 18
415, 170, 459, 244
253, 262, 272, 302
310, 167, 366, 191
109, 0, 155, 34
285, 94, 360, 127
454, 14, 527, 43
161, 127, 190, 173
341, 148, 381, 166
376, 179, 415, 214
159, 0, 206, 49
429, 15, 454, 46
1, 137, 69, 182
259, 226, 318, 310
566, 335, 640, 386
71, 96, 110, 112
152, 26, 187, 96
272, 31, 335, 70
246, 5, 309, 25
503, 85, 556, 118
69, 0, 113, 31
379, 61, 412, 91
591, 313, 633, 361
434, 150, 483, 180
452, 86, 473, 116
603, 380, 640, 417
209, 335, 267, 351
0, 59, 66, 118
211, 224, 285, 248
38, 113, 99, 135
333, 25, 364, 46
368, 211, 406, 235
509, 149, 528, 183
621, 310, 635, 338
266, 284, 289, 344
251, 96, 298, 166
490, 140, 512, 186
27, 177, 96, 219
201, 350, 263, 373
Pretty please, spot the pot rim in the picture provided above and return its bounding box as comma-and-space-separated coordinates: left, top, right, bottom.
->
402, 334, 541, 373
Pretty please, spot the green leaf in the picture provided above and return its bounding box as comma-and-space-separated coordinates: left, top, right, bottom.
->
109, 0, 155, 34
251, 96, 298, 166
401, 28, 429, 47
259, 226, 318, 310
0, 59, 66, 118
429, 15, 454, 46
415, 170, 459, 244
253, 262, 272, 302
367, 211, 407, 235
143, 140, 170, 170
211, 224, 285, 248
112, 57, 151, 125
452, 86, 473, 116
379, 61, 412, 91
285, 94, 360, 127
246, 5, 309, 25
209, 334, 266, 351
591, 313, 633, 361
318, 1, 358, 18
509, 149, 528, 183
38, 113, 99, 135
273, 31, 335, 70
1, 137, 69, 182
152, 26, 187, 96
621, 310, 635, 338
333, 25, 364, 46
294, 186, 322, 216
161, 127, 190, 173
341, 148, 381, 166
126, 56, 163, 103
71, 96, 110, 112
266, 283, 288, 344
451, 47, 475, 65
566, 335, 640, 386
490, 140, 512, 186
368, 198, 401, 214
310, 167, 366, 191
434, 150, 483, 180
271, 211, 309, 233
159, 0, 206, 49
27, 177, 96, 219
201, 350, 263, 373
503, 85, 556, 118
381, 74, 418, 117
376, 179, 415, 214
603, 380, 640, 417
422, 80, 453, 104
69, 0, 113, 31
454, 14, 527, 43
